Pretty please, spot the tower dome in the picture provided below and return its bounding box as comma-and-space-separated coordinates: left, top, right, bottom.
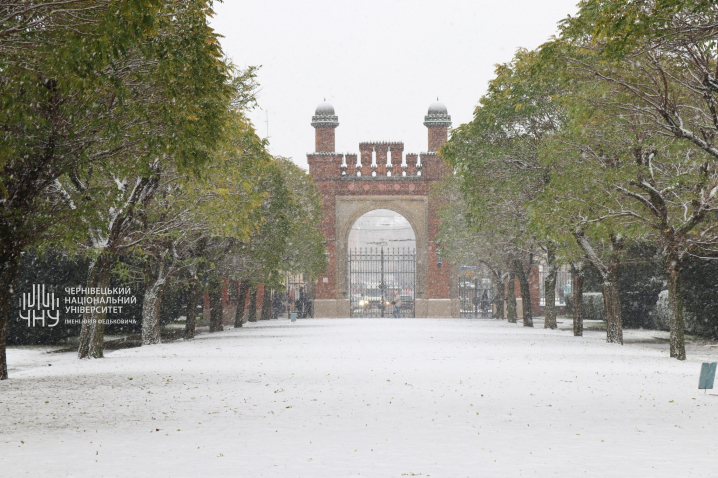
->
311, 100, 339, 129
315, 101, 335, 116
427, 101, 448, 115
424, 100, 451, 128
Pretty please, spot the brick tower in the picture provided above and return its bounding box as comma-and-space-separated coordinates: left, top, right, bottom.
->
311, 101, 339, 152
424, 101, 452, 152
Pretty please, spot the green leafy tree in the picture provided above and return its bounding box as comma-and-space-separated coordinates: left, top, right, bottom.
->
229, 158, 326, 326
435, 178, 509, 320
534, 0, 718, 357
0, 0, 170, 379
560, 0, 718, 159
0, 1, 238, 372
120, 100, 270, 344
536, 77, 718, 357
442, 49, 565, 328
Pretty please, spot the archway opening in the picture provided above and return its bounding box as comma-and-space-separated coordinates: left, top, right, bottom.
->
348, 209, 416, 249
347, 209, 416, 318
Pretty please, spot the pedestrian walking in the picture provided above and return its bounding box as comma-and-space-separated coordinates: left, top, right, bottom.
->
481, 289, 489, 316
392, 292, 402, 318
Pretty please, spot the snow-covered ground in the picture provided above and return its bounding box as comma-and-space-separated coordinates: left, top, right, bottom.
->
1, 318, 717, 477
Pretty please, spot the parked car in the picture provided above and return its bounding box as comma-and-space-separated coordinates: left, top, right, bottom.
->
361, 288, 383, 309
351, 293, 365, 313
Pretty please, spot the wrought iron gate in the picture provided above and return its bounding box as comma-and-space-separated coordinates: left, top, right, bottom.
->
458, 271, 494, 318
349, 247, 416, 318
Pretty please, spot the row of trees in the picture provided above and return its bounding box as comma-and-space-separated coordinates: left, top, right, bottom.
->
439, 0, 718, 360
0, 1, 326, 379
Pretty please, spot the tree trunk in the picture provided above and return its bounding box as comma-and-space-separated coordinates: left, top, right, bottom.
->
234, 280, 250, 328
602, 262, 623, 344
141, 261, 168, 345
506, 271, 517, 323
78, 252, 113, 359
666, 253, 686, 360
543, 269, 557, 329
208, 283, 223, 333
493, 271, 505, 320
543, 249, 558, 329
0, 253, 21, 380
184, 279, 201, 340
571, 263, 584, 337
514, 259, 533, 327
573, 232, 623, 343
248, 286, 258, 322
260, 286, 272, 321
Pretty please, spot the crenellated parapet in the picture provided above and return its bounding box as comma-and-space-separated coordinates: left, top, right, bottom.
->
307, 101, 452, 180
358, 141, 404, 149
419, 152, 450, 180
309, 148, 437, 180
307, 151, 343, 180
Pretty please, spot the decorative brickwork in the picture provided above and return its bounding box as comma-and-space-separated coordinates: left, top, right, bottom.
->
308, 101, 458, 317
427, 128, 449, 152
315, 128, 336, 152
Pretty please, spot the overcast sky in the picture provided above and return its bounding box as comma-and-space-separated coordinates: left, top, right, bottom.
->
210, 0, 579, 170
348, 209, 416, 250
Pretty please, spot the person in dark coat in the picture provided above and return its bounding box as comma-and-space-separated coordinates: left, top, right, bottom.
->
272, 293, 283, 319
481, 290, 489, 315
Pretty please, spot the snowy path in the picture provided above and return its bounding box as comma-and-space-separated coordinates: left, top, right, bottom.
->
1, 319, 717, 477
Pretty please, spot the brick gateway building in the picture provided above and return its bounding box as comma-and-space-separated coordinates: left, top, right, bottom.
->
308, 101, 460, 318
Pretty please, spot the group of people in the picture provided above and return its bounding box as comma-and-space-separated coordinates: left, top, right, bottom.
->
471, 290, 492, 314
270, 288, 312, 319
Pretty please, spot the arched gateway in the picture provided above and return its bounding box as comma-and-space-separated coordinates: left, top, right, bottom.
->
308, 101, 460, 318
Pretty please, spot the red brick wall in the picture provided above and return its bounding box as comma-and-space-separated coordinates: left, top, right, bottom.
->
309, 118, 453, 303
428, 191, 450, 299
420, 153, 450, 180
359, 144, 373, 177
375, 144, 388, 175
406, 154, 418, 176
428, 127, 448, 152
529, 266, 540, 313
389, 143, 403, 176
505, 267, 541, 316
315, 128, 335, 152
308, 154, 343, 181
310, 171, 451, 301
346, 154, 358, 172
221, 278, 231, 308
